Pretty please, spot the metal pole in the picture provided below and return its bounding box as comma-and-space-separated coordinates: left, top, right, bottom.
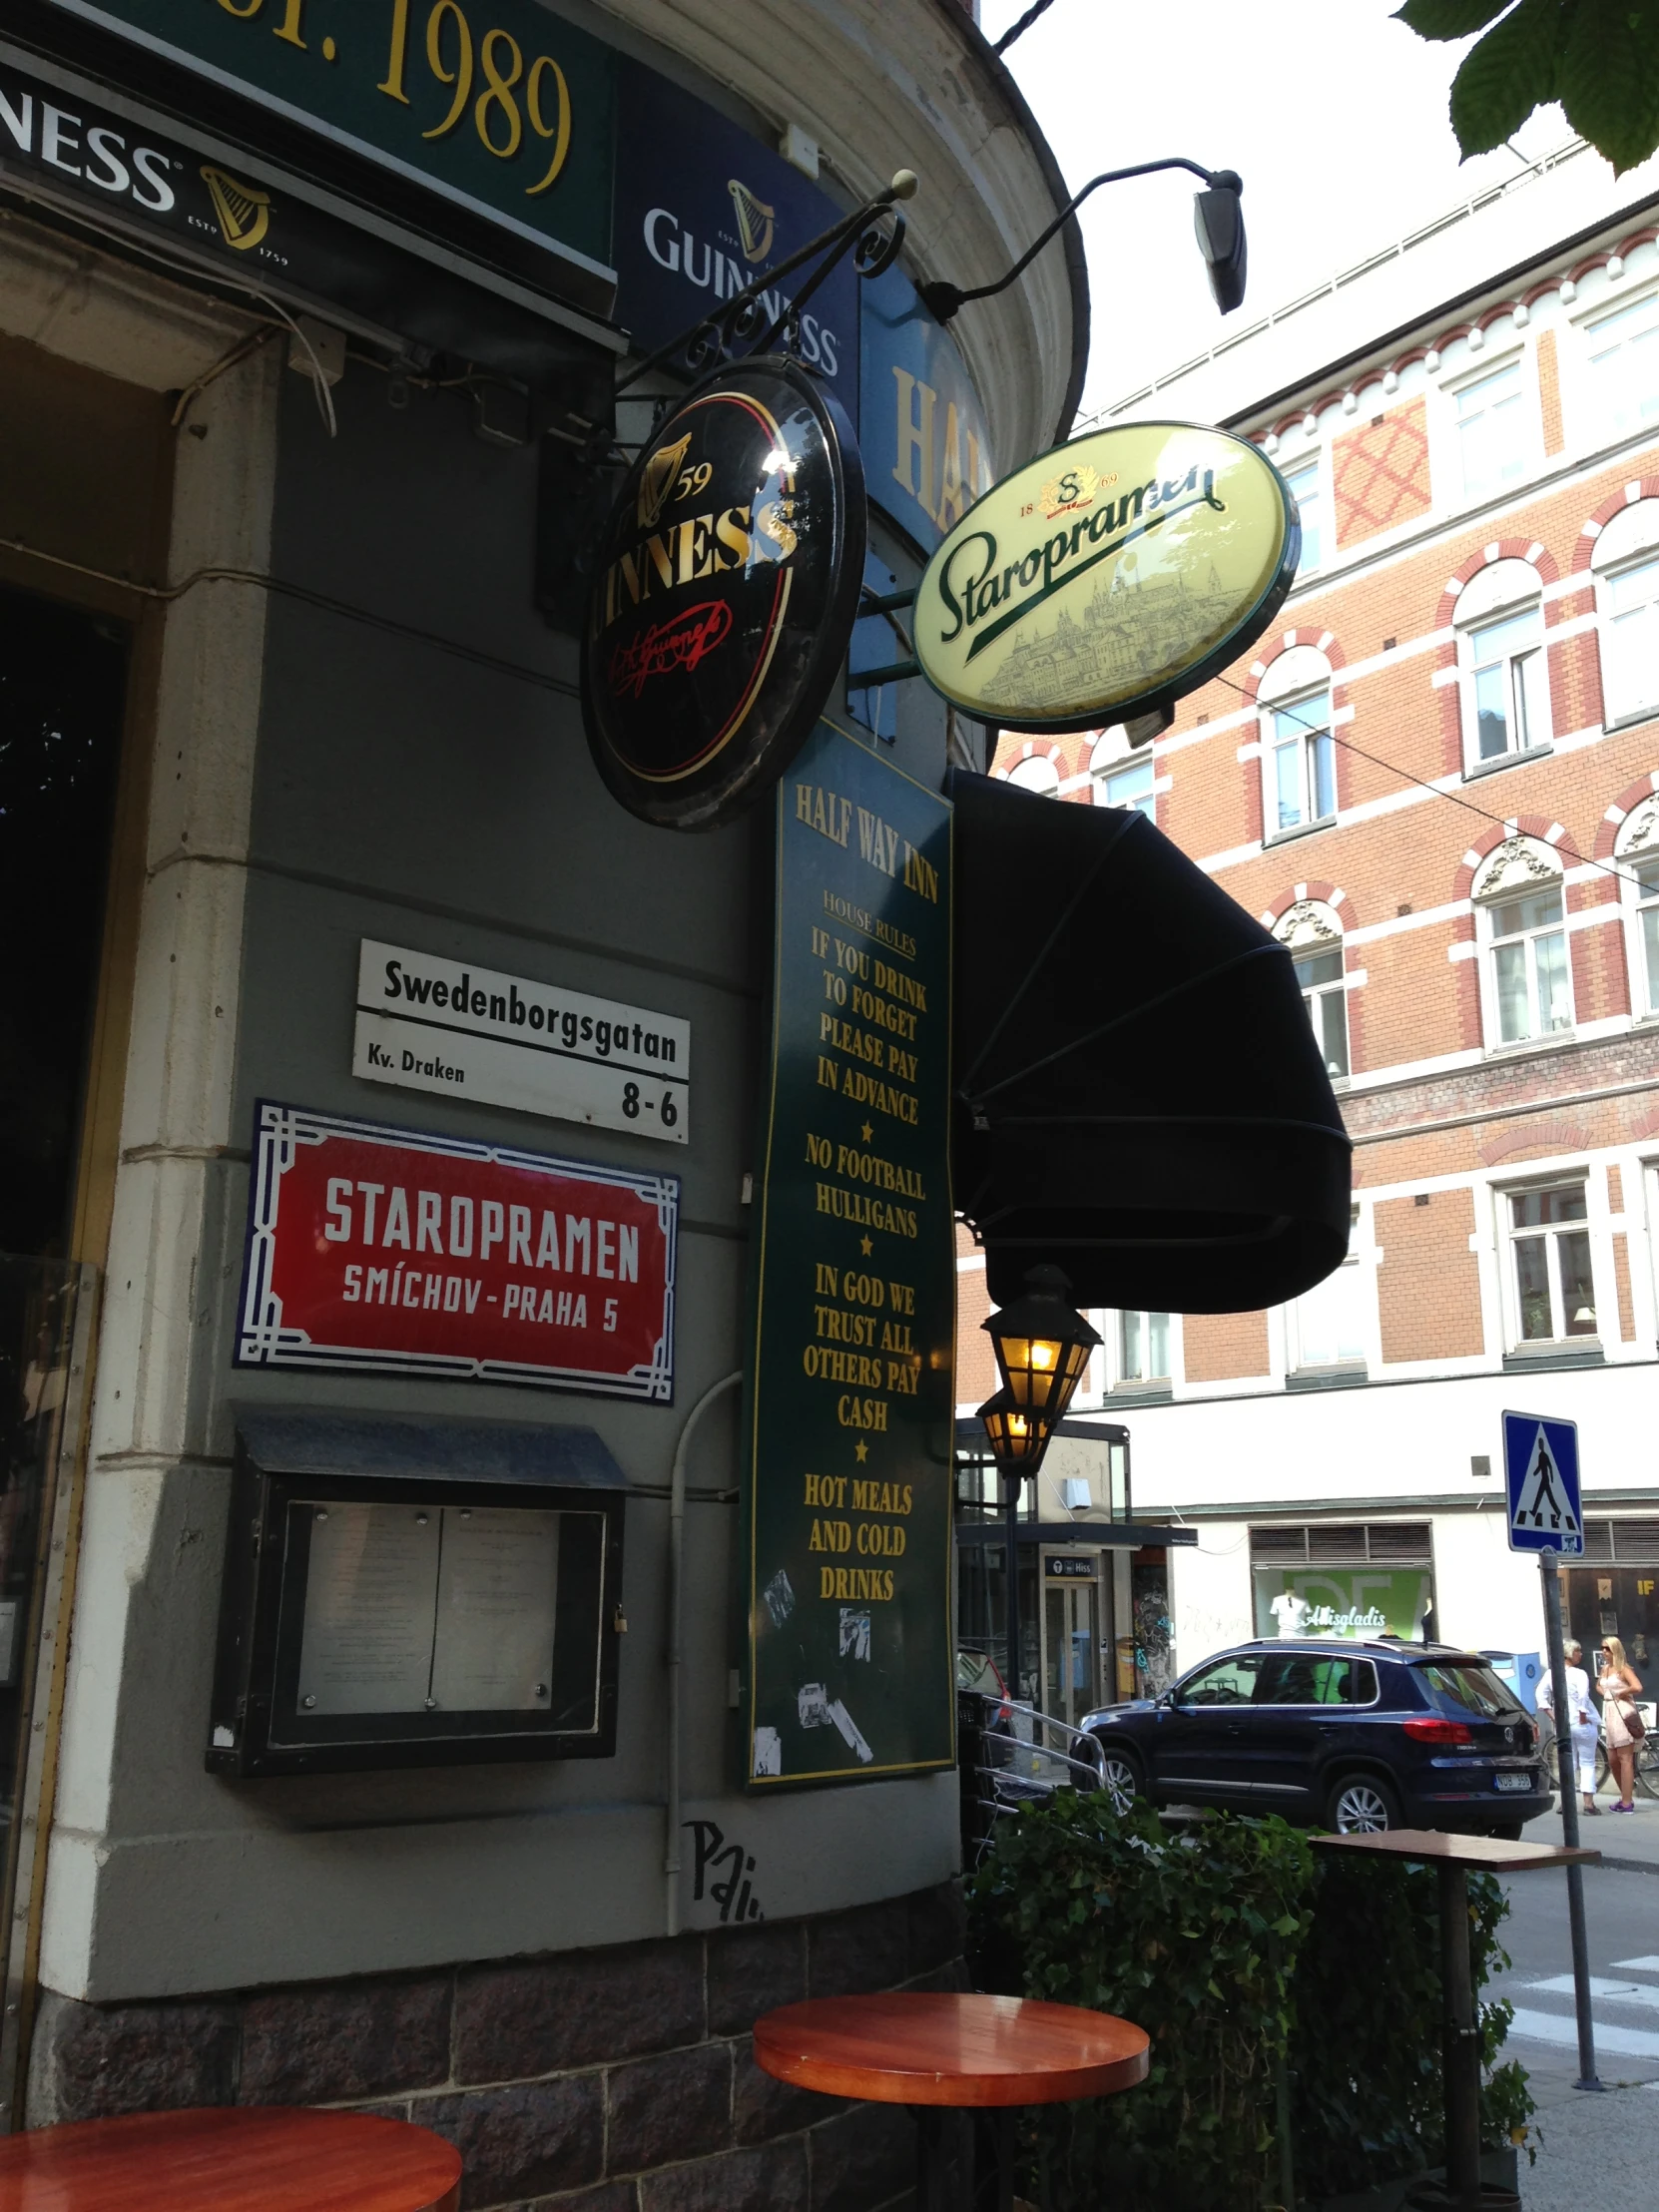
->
1004, 1476, 1022, 1703
1436, 1861, 1481, 2203
1540, 1546, 1601, 2091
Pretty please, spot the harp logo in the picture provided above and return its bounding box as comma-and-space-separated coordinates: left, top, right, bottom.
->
727, 179, 775, 262
201, 165, 272, 253
636, 434, 694, 532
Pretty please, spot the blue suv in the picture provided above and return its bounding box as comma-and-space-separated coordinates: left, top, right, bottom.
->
1079, 1639, 1551, 1836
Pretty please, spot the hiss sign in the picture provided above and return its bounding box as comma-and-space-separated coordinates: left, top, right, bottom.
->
237, 1102, 677, 1399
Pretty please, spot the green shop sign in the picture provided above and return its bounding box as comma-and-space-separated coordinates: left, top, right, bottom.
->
743, 721, 955, 1788
1251, 1567, 1434, 1642
46, 0, 615, 297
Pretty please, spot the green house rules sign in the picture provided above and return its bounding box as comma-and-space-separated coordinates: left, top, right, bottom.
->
743, 721, 955, 1790
44, 0, 616, 299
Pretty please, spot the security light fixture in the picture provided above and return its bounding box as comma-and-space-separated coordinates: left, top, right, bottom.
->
918, 158, 1246, 326
981, 1264, 1100, 1452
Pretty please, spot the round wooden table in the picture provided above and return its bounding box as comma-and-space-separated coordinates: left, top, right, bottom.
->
754, 1990, 1149, 2211
0, 2107, 462, 2212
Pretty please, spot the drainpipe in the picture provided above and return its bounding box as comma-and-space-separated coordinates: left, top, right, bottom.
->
665, 1370, 743, 1937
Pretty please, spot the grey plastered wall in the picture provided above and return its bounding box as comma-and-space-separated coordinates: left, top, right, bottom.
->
52, 360, 958, 2003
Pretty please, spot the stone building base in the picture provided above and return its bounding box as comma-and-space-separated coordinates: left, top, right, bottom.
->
25, 1882, 966, 2210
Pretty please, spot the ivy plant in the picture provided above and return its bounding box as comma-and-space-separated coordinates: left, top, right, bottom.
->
969, 1791, 1314, 2211
968, 1791, 1535, 2210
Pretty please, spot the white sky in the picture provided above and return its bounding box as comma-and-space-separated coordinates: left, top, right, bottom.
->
977, 0, 1588, 419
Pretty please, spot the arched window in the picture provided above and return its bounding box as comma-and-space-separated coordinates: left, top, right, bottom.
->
1274, 898, 1349, 1078
1472, 836, 1572, 1044
1592, 499, 1659, 727
1089, 725, 1155, 818
1257, 646, 1335, 836
1005, 752, 1060, 797
1456, 559, 1549, 769
1615, 793, 1659, 1015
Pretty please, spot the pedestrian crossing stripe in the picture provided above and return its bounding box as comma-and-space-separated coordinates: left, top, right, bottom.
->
1512, 1422, 1582, 1540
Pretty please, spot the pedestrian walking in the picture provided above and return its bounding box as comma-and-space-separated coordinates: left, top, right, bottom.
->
1538, 1639, 1601, 1815
1598, 1636, 1646, 1813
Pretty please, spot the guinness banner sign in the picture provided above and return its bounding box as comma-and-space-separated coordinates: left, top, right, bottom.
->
583, 358, 865, 830
913, 421, 1299, 734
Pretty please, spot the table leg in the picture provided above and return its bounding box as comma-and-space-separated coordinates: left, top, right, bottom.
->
1438, 1861, 1481, 2205
911, 2106, 946, 2212
995, 2107, 1015, 2212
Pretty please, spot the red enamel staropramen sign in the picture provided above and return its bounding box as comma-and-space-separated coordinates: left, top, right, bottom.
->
236, 1102, 677, 1399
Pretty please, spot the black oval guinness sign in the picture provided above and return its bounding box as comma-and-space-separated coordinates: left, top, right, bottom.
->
583, 357, 866, 830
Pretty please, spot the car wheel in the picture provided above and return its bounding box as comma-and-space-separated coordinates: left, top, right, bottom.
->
1327, 1773, 1401, 1834
1095, 1747, 1141, 1817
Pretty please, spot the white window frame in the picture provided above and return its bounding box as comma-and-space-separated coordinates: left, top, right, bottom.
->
1102, 1309, 1176, 1395
1456, 560, 1550, 773
1274, 898, 1350, 1079
1576, 285, 1659, 448
1448, 352, 1534, 506
1592, 500, 1659, 729
1475, 844, 1574, 1049
1004, 751, 1061, 797
1280, 450, 1324, 578
1261, 685, 1336, 837
1097, 753, 1156, 818
1499, 1178, 1599, 1352
1286, 1207, 1368, 1376
1615, 797, 1659, 1018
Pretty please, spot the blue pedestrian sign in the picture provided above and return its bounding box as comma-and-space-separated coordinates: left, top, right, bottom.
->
1502, 1411, 1584, 1555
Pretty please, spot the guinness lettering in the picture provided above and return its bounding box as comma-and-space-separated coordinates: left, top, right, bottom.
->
913, 421, 1300, 735
583, 357, 865, 830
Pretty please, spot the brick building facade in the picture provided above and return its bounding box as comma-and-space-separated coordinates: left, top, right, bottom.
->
960, 140, 1659, 1694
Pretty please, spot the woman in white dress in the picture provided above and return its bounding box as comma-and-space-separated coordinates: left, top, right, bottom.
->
1599, 1635, 1645, 1814
1537, 1640, 1599, 1815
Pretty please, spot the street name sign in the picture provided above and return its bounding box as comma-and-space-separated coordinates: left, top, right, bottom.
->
1502, 1410, 1584, 1555
236, 1100, 678, 1399
354, 940, 689, 1144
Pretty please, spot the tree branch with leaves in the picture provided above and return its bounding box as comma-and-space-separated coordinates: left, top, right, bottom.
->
1395, 0, 1659, 174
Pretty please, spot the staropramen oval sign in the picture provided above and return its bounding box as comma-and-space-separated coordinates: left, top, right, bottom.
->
912, 420, 1299, 734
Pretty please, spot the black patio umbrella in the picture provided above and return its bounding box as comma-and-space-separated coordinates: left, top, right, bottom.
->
947, 767, 1352, 1313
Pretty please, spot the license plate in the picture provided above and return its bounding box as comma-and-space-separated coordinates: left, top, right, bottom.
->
1495, 1773, 1531, 1792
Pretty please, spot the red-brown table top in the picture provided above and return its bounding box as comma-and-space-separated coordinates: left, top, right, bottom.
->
753, 1991, 1150, 2109
0, 2107, 462, 2212
1312, 1828, 1599, 1874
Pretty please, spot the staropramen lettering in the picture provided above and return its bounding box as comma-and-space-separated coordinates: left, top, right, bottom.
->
913, 421, 1300, 735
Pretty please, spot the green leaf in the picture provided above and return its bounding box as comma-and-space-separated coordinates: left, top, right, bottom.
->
1395, 0, 1518, 39
1559, 0, 1659, 172
1449, 0, 1564, 153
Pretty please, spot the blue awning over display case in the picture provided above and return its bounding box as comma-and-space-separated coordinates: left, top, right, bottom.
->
947, 769, 1353, 1315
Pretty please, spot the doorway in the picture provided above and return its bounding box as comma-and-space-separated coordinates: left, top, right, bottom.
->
1041, 1552, 1102, 1727
0, 580, 128, 2115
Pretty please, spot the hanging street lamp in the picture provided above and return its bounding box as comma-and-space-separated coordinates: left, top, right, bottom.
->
983, 1264, 1101, 1452
974, 1267, 1100, 1705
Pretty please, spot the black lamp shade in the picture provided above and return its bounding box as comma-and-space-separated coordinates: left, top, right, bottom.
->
982, 1264, 1101, 1440
1194, 173, 1247, 314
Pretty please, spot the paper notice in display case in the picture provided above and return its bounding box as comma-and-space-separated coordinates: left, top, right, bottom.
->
432, 1508, 560, 1711
297, 1504, 440, 1715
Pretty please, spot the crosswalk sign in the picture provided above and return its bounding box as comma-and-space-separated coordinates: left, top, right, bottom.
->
1502, 1411, 1584, 1555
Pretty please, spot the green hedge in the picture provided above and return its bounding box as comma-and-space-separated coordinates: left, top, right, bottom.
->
967, 1791, 1532, 2210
